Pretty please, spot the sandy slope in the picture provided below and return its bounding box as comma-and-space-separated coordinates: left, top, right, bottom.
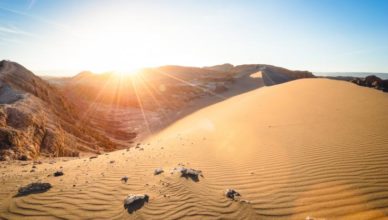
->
1, 79, 388, 219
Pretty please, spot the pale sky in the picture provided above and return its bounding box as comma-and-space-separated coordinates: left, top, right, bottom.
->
0, 0, 387, 76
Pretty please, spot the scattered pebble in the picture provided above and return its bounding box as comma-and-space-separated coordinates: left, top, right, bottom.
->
121, 176, 129, 183
225, 189, 241, 200
154, 168, 164, 175
54, 171, 64, 177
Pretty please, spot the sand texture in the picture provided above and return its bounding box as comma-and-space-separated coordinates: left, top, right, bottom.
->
1, 79, 388, 219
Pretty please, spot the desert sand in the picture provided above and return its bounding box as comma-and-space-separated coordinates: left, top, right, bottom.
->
1, 78, 388, 219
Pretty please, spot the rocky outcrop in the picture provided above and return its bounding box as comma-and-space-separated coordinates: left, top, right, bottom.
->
351, 75, 388, 92
0, 60, 118, 160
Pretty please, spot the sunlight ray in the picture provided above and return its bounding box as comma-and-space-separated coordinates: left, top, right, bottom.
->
130, 75, 151, 135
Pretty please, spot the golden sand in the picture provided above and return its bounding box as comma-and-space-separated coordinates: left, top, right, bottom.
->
1, 79, 388, 219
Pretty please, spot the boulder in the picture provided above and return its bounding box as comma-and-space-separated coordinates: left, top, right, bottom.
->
16, 182, 52, 197
123, 194, 149, 213
365, 75, 382, 87
380, 80, 388, 91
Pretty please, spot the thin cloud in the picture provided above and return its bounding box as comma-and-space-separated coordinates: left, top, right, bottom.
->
27, 0, 37, 10
0, 36, 25, 45
0, 6, 82, 38
0, 25, 37, 38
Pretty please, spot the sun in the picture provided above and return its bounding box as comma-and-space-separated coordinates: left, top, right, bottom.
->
113, 69, 140, 78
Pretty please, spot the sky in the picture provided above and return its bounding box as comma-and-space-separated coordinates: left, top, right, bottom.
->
0, 0, 387, 76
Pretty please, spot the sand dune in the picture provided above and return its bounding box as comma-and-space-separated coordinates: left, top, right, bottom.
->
1, 79, 388, 219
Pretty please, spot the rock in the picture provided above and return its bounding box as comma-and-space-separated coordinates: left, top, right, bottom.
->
89, 156, 98, 159
110, 160, 115, 164
16, 182, 52, 197
225, 189, 241, 200
365, 75, 382, 87
123, 194, 149, 212
351, 75, 388, 92
380, 80, 388, 91
177, 167, 202, 181
154, 168, 164, 175
179, 167, 201, 177
53, 171, 64, 177
121, 176, 129, 183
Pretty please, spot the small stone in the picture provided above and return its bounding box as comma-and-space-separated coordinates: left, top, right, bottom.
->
54, 171, 64, 177
121, 176, 129, 183
154, 168, 164, 175
225, 189, 241, 200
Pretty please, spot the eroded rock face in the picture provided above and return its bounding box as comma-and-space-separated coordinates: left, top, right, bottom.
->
0, 60, 115, 160
0, 105, 44, 160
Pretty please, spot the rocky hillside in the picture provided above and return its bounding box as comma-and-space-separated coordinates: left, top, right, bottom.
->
0, 60, 118, 160
205, 63, 314, 85
351, 75, 388, 92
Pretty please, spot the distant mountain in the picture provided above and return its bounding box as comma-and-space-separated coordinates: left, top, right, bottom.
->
0, 60, 118, 160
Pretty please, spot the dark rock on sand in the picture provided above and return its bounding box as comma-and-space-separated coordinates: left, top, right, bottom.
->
178, 167, 202, 182
225, 189, 241, 200
16, 182, 52, 197
351, 75, 388, 92
154, 168, 164, 175
53, 171, 64, 177
121, 176, 129, 183
123, 194, 149, 213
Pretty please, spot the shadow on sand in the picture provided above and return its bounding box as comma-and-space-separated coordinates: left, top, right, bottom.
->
181, 173, 200, 182
124, 197, 149, 214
